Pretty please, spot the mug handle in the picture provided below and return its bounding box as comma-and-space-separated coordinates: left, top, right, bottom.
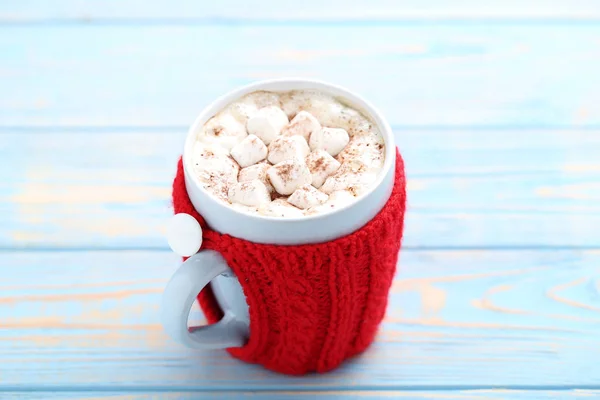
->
161, 250, 248, 349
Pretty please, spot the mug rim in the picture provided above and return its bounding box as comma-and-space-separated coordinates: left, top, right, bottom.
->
182, 77, 396, 223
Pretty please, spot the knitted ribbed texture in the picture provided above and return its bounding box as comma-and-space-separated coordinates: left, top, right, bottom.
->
172, 148, 406, 375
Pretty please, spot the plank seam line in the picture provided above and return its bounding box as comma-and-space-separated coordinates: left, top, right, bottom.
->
2, 18, 600, 26
2, 385, 600, 392
1, 245, 599, 253
2, 125, 600, 133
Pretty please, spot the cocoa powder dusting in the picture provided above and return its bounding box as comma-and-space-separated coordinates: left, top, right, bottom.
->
311, 157, 326, 173
348, 186, 359, 196
194, 89, 385, 216
268, 139, 283, 153
212, 126, 224, 137
239, 181, 253, 190
276, 162, 294, 184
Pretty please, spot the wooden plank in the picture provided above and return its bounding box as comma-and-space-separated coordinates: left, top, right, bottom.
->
1, 25, 599, 128
1, 250, 600, 389
3, 390, 600, 399
1, 129, 598, 249
2, 1, 600, 21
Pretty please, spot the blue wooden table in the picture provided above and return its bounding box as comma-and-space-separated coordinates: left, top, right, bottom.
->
1, 1, 599, 398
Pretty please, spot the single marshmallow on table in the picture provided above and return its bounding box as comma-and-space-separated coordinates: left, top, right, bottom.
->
281, 111, 322, 141
228, 179, 271, 207
201, 114, 248, 151
267, 135, 310, 165
238, 162, 274, 193
246, 106, 289, 145
267, 159, 312, 195
230, 134, 268, 168
259, 199, 304, 218
288, 184, 328, 210
305, 149, 341, 188
309, 127, 350, 156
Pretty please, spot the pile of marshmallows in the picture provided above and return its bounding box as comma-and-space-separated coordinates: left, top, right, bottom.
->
224, 106, 355, 216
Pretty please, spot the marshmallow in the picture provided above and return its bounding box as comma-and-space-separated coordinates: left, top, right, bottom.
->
230, 134, 268, 168
336, 134, 385, 172
228, 179, 271, 207
305, 149, 341, 188
246, 106, 289, 145
324, 190, 356, 208
238, 162, 274, 193
330, 106, 372, 136
309, 127, 350, 156
201, 114, 248, 151
320, 171, 378, 196
281, 111, 322, 141
258, 199, 304, 218
311, 102, 345, 129
192, 144, 239, 202
267, 135, 310, 164
192, 153, 239, 184
227, 102, 258, 124
328, 189, 355, 204
287, 184, 328, 209
267, 159, 312, 195
230, 202, 259, 215
306, 190, 355, 215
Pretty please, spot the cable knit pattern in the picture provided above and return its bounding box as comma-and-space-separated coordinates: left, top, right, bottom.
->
171, 148, 406, 375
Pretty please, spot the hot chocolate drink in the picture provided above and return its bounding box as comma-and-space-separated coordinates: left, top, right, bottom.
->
190, 89, 385, 217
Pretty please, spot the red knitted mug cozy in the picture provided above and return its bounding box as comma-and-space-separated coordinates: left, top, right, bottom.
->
171, 147, 407, 375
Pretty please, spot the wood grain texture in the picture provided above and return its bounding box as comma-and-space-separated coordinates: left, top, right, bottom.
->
3, 390, 600, 399
2, 250, 600, 389
3, 2, 599, 396
1, 129, 597, 249
1, 24, 599, 127
2, 0, 600, 21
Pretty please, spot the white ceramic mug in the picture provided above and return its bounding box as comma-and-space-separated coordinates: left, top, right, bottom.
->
161, 78, 396, 349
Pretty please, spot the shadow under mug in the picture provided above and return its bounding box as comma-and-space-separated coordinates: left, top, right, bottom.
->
161, 78, 398, 356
